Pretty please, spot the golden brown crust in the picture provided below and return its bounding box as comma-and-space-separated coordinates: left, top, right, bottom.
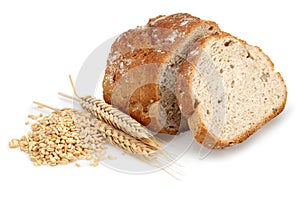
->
147, 13, 218, 36
103, 48, 167, 105
188, 107, 219, 147
181, 32, 288, 148
103, 48, 169, 132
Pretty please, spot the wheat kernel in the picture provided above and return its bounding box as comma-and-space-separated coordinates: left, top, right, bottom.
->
107, 155, 117, 160
9, 139, 19, 148
60, 159, 69, 165
86, 154, 93, 160
49, 162, 57, 166
90, 160, 99, 167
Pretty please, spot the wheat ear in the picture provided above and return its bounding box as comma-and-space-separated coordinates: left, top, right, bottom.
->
59, 75, 161, 150
80, 96, 160, 149
97, 120, 156, 156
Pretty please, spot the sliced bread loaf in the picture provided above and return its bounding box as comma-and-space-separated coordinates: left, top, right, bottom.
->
103, 13, 220, 134
177, 32, 287, 148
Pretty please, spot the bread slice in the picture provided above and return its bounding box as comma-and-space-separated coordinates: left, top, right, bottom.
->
103, 13, 220, 134
177, 32, 287, 148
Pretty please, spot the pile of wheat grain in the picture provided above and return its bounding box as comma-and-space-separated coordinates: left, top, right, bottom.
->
9, 108, 107, 167
8, 103, 160, 167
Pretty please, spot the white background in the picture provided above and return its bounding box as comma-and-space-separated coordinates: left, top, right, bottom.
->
0, 0, 299, 199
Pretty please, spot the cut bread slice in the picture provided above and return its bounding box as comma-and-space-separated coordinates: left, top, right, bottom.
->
177, 32, 287, 148
103, 13, 220, 134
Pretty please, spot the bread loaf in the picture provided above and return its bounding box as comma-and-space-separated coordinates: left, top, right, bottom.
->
103, 13, 287, 148
103, 13, 220, 134
177, 32, 287, 148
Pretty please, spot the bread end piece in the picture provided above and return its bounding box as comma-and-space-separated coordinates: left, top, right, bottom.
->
178, 32, 287, 148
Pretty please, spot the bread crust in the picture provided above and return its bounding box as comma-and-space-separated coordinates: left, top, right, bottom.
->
177, 32, 288, 148
148, 13, 219, 37
103, 13, 220, 134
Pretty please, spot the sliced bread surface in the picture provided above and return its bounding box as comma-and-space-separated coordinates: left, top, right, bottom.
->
177, 32, 287, 148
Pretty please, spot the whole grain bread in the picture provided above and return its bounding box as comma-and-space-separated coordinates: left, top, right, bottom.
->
103, 13, 220, 134
177, 32, 287, 148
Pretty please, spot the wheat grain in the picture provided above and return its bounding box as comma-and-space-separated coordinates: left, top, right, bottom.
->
75, 163, 81, 167
107, 155, 117, 160
26, 108, 91, 166
28, 114, 39, 120
10, 102, 108, 167
90, 159, 99, 167
9, 139, 19, 148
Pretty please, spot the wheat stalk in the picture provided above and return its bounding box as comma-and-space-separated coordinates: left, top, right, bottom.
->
58, 75, 161, 150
